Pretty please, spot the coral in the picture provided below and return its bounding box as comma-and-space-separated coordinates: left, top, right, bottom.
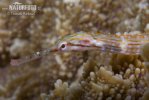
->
141, 43, 149, 62
41, 52, 147, 100
0, 0, 148, 100
141, 43, 149, 100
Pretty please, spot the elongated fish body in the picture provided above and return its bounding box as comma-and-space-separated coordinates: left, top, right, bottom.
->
59, 32, 149, 55
92, 33, 149, 55
57, 32, 95, 46
10, 32, 149, 66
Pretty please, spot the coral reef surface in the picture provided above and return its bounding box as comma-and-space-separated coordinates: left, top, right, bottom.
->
0, 0, 148, 100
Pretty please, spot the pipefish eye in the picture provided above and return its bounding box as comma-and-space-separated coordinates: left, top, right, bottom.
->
60, 44, 66, 49
58, 42, 68, 50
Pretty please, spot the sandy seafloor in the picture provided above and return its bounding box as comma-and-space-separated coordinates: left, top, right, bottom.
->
0, 0, 149, 100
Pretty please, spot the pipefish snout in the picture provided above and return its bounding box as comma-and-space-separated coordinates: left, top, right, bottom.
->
10, 32, 149, 66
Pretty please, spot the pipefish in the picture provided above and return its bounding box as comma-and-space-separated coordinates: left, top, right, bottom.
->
10, 32, 149, 66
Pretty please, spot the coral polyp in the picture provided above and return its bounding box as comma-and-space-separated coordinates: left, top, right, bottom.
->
0, 0, 149, 100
